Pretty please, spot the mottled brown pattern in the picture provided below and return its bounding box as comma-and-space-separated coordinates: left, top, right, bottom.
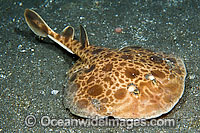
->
102, 63, 113, 72
24, 9, 187, 119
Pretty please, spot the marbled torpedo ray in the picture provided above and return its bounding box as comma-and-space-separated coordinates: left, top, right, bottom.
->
24, 9, 187, 119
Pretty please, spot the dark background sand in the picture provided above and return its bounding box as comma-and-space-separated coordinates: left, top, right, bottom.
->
0, 0, 199, 132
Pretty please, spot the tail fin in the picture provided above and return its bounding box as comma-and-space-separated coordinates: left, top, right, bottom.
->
24, 9, 75, 54
24, 9, 51, 37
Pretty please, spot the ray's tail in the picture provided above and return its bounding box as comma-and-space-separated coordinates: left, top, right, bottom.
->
24, 9, 89, 56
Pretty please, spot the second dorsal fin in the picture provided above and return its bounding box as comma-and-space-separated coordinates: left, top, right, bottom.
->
79, 25, 89, 49
61, 26, 75, 40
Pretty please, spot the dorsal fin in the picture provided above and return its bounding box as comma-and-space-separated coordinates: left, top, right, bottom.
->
79, 25, 89, 49
61, 26, 74, 40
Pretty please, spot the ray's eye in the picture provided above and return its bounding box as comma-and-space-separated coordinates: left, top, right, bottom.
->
127, 83, 140, 96
145, 74, 155, 80
145, 74, 157, 85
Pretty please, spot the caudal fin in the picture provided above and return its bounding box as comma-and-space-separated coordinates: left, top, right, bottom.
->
24, 9, 51, 37
24, 9, 75, 54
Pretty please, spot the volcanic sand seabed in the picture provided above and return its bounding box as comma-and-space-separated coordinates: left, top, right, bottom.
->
0, 0, 199, 132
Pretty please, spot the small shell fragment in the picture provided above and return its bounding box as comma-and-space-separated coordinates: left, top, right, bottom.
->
51, 90, 59, 95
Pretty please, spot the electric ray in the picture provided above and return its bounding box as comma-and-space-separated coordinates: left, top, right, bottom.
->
24, 9, 187, 119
